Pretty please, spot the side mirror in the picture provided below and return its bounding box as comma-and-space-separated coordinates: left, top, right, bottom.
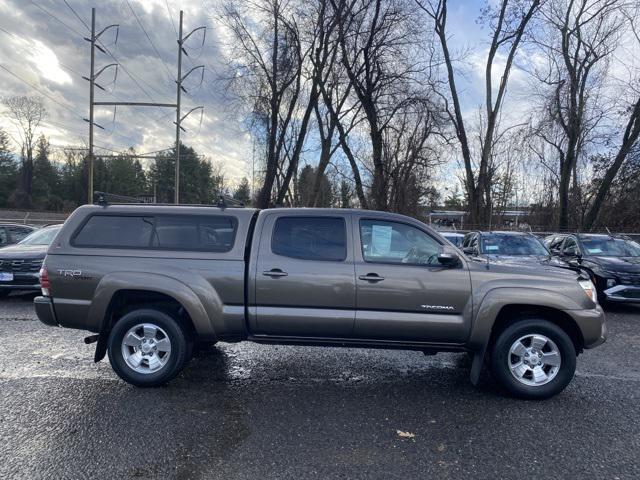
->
462, 246, 477, 256
563, 250, 579, 258
438, 252, 460, 267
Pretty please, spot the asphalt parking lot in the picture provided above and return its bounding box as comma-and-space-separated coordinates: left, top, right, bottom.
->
0, 293, 639, 480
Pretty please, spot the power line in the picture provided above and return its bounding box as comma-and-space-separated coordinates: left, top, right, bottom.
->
125, 0, 174, 81
0, 64, 81, 118
30, 0, 160, 102
30, 1, 84, 37
165, 0, 178, 37
63, 0, 90, 31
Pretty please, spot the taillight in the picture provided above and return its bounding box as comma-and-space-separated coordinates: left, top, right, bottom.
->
40, 267, 50, 296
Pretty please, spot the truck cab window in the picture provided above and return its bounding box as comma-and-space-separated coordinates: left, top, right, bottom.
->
272, 216, 347, 261
360, 219, 442, 265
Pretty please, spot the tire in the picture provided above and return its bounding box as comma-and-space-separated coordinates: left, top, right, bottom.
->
107, 309, 192, 387
490, 318, 576, 400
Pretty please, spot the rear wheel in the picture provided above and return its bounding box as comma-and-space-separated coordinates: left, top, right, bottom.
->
107, 309, 192, 387
490, 318, 576, 399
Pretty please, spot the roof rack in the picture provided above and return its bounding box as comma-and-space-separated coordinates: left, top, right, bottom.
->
94, 191, 145, 206
216, 194, 245, 209
93, 191, 246, 209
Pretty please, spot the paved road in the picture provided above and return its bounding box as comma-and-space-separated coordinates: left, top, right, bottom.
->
0, 293, 639, 480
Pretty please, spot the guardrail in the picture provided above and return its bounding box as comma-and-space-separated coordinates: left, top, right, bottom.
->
0, 210, 69, 226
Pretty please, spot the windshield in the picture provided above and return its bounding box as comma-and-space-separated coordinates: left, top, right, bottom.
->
481, 234, 549, 256
580, 237, 640, 257
18, 226, 61, 245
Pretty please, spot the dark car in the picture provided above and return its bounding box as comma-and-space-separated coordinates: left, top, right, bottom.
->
461, 231, 557, 266
0, 223, 37, 247
440, 231, 464, 248
0, 224, 62, 297
546, 233, 640, 303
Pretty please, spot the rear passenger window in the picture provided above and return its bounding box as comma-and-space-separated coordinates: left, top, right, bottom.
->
74, 216, 153, 248
74, 215, 237, 252
272, 216, 346, 261
152, 215, 236, 251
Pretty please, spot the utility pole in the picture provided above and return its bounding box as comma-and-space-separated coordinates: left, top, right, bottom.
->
84, 8, 203, 205
174, 11, 205, 204
88, 9, 95, 205
83, 8, 119, 204
175, 10, 183, 204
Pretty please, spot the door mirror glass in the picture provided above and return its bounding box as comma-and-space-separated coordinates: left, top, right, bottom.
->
437, 252, 459, 267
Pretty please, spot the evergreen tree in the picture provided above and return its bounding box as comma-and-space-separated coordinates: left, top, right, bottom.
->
150, 143, 221, 204
296, 165, 333, 207
233, 177, 251, 205
32, 135, 62, 210
0, 128, 18, 208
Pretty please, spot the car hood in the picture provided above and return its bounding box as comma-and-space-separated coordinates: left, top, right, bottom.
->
585, 256, 640, 273
474, 256, 579, 279
481, 254, 551, 265
0, 244, 48, 259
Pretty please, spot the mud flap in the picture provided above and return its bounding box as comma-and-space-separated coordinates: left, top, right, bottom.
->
469, 345, 487, 386
94, 333, 108, 363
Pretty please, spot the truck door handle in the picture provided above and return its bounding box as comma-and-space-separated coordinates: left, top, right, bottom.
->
262, 269, 288, 278
359, 273, 385, 282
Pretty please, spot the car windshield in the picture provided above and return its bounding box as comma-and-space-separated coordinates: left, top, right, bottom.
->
481, 234, 548, 256
580, 237, 640, 257
442, 234, 463, 247
18, 226, 61, 245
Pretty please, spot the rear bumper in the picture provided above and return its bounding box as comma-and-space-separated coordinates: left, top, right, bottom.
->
566, 305, 607, 349
604, 284, 640, 303
34, 296, 59, 327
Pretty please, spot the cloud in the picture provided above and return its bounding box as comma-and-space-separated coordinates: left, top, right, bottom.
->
0, 0, 251, 181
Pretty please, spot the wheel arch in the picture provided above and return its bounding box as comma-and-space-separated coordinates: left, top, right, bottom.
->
87, 272, 221, 363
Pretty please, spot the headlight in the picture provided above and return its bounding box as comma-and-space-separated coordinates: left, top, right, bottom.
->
578, 279, 597, 303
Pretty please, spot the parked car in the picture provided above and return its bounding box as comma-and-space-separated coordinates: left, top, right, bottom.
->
545, 233, 640, 303
0, 224, 62, 297
440, 231, 464, 248
34, 204, 606, 399
461, 231, 559, 267
0, 223, 37, 247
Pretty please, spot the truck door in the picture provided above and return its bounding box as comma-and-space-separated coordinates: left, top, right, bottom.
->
353, 215, 472, 343
251, 212, 356, 337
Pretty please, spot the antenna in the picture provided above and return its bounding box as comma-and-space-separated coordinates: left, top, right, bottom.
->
605, 226, 613, 238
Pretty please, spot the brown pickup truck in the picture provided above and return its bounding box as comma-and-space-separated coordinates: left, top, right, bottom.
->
34, 204, 606, 399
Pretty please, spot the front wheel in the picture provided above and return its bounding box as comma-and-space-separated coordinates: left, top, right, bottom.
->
107, 309, 191, 387
490, 319, 576, 400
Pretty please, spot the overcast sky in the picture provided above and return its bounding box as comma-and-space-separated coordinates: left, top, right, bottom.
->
1, 1, 637, 187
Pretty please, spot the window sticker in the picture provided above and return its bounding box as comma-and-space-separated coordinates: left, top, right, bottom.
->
586, 248, 602, 254
371, 225, 393, 255
485, 245, 499, 251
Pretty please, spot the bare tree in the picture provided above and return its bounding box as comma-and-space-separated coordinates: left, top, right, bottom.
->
417, 0, 541, 225
532, 0, 626, 229
220, 0, 305, 208
332, 0, 423, 211
2, 95, 46, 208
582, 7, 640, 228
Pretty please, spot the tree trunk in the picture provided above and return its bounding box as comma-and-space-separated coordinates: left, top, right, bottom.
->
583, 99, 640, 229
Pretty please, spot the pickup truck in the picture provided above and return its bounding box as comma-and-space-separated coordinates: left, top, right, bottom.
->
34, 204, 607, 399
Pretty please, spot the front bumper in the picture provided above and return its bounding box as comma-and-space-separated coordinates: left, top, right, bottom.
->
0, 272, 40, 291
34, 296, 59, 327
603, 284, 640, 303
566, 305, 607, 349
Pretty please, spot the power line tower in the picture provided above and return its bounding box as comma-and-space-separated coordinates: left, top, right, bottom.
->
174, 10, 205, 204
85, 8, 204, 204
